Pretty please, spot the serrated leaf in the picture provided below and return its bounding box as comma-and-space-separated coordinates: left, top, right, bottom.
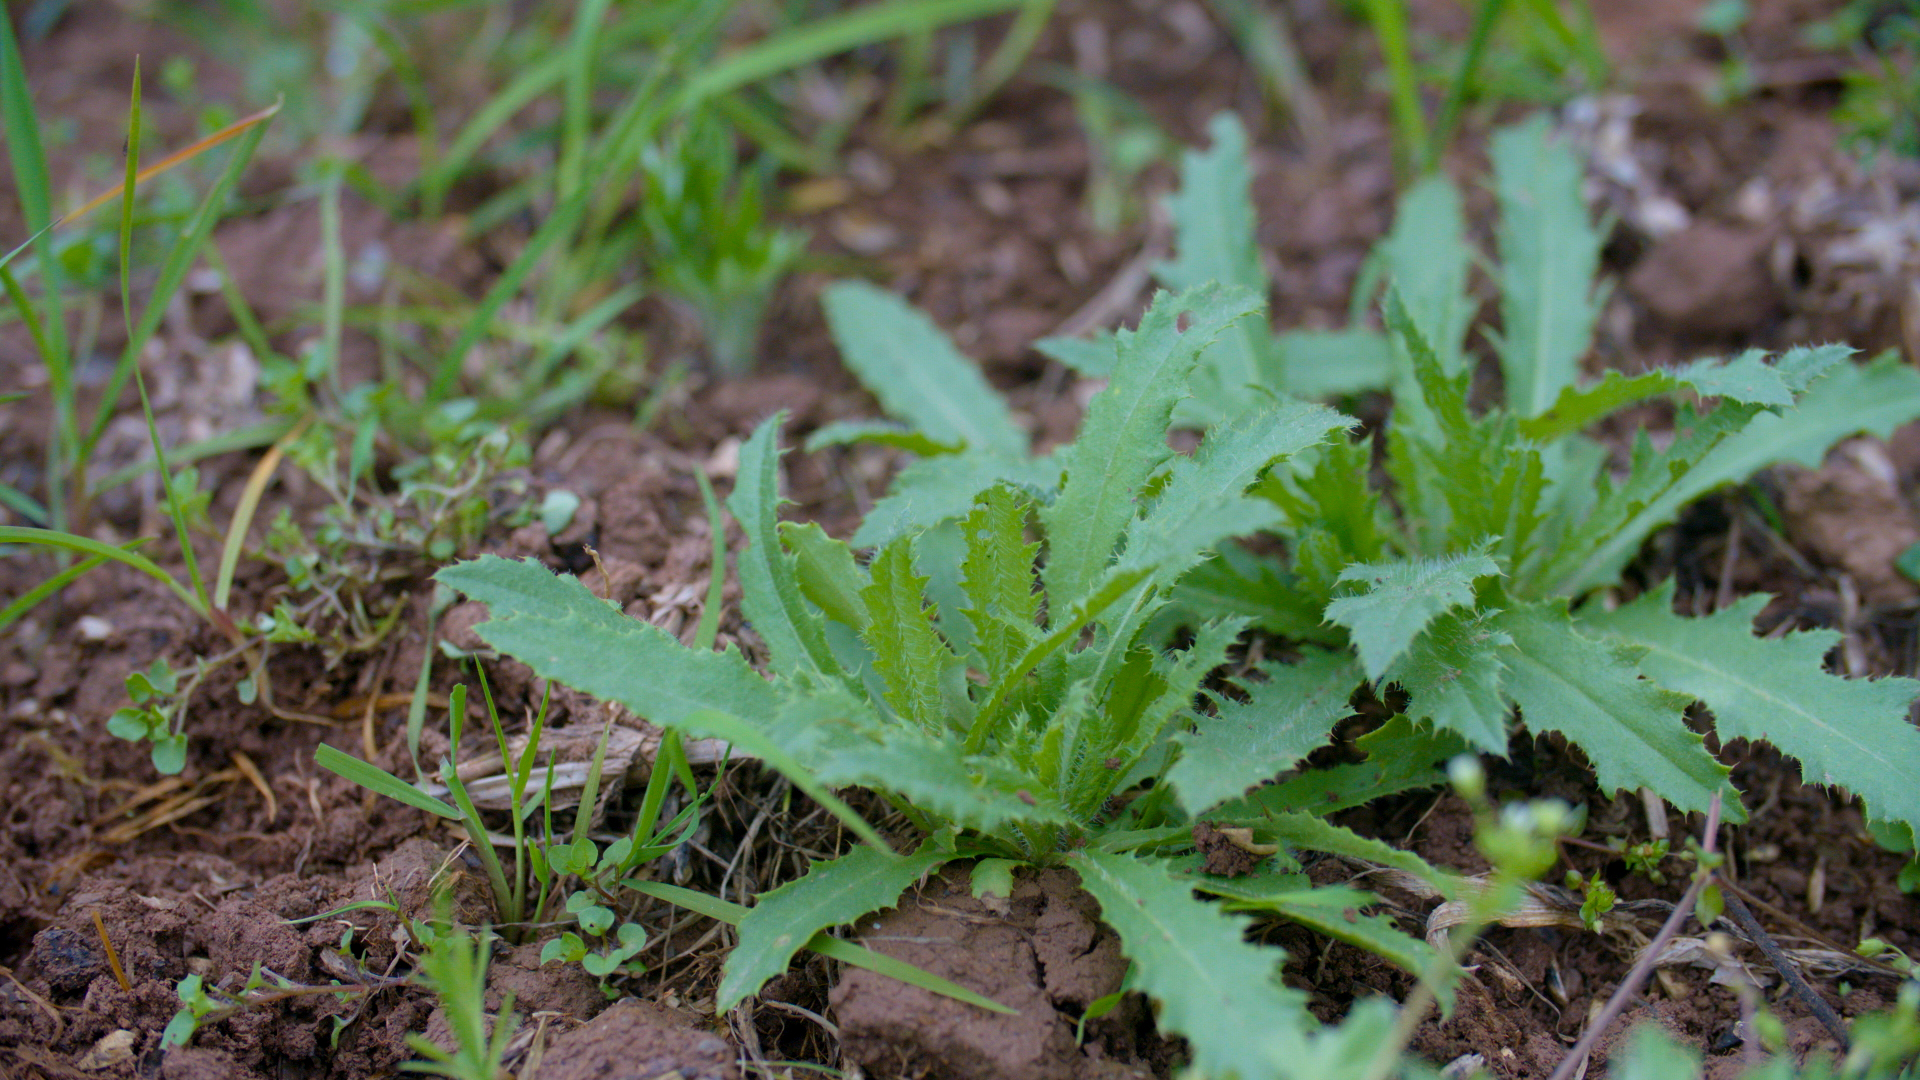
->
1580, 580, 1920, 834
968, 494, 1284, 753
1066, 849, 1310, 1079
1169, 650, 1359, 815
1242, 716, 1467, 816
629, 880, 1015, 1015
818, 729, 1069, 834
1517, 347, 1849, 443
1491, 114, 1605, 417
1326, 550, 1501, 681
958, 486, 1041, 674
860, 535, 959, 735
1041, 283, 1263, 608
822, 280, 1026, 457
1493, 601, 1731, 814
1381, 173, 1472, 375
1250, 810, 1463, 897
782, 522, 870, 632
435, 555, 778, 725
1218, 885, 1442, 985
719, 841, 950, 1012
852, 452, 1060, 549
671, 706, 890, 852
1071, 619, 1249, 818
1138, 398, 1355, 543
1384, 610, 1512, 752
803, 419, 961, 457
728, 415, 838, 679
1549, 350, 1920, 594
1157, 112, 1275, 424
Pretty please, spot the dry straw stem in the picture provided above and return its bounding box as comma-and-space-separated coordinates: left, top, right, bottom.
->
1547, 793, 1724, 1080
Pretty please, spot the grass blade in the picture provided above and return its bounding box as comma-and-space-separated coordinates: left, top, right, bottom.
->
0, 526, 201, 615
315, 744, 461, 820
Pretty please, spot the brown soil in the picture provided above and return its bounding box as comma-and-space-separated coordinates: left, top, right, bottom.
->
4, 0, 1920, 1078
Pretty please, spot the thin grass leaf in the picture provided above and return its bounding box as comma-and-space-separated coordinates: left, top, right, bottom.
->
0, 551, 113, 633
315, 744, 461, 819
0, 526, 201, 615
212, 421, 298, 613
670, 0, 1029, 112
80, 104, 277, 463
118, 60, 141, 342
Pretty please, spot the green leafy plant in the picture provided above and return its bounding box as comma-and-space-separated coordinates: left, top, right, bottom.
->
439, 281, 1480, 1077
404, 914, 517, 1080
637, 110, 807, 373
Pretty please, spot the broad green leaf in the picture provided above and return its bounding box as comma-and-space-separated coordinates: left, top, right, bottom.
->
803, 419, 961, 457
1213, 885, 1441, 984
1249, 811, 1462, 897
782, 522, 870, 632
969, 494, 1283, 753
1042, 283, 1263, 608
1136, 398, 1355, 544
1380, 173, 1471, 375
852, 452, 1059, 549
720, 841, 950, 1012
1032, 333, 1117, 379
435, 556, 777, 726
630, 879, 1014, 1015
1490, 114, 1605, 417
822, 280, 1026, 457
1383, 610, 1512, 752
1272, 327, 1395, 399
671, 707, 890, 851
957, 486, 1041, 675
1168, 651, 1359, 815
728, 415, 838, 679
1550, 351, 1920, 595
1518, 346, 1849, 443
1239, 716, 1467, 816
1070, 619, 1249, 818
1493, 602, 1731, 815
860, 536, 959, 735
1325, 550, 1500, 681
1612, 1026, 1706, 1080
1536, 397, 1770, 597
817, 729, 1070, 834
1581, 580, 1920, 834
1066, 849, 1310, 1079
1157, 112, 1274, 424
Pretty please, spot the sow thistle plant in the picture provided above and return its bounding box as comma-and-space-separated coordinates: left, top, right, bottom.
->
440, 282, 1447, 1078
435, 112, 1920, 1076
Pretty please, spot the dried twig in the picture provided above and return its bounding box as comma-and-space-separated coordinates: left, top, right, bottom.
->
1547, 795, 1723, 1080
